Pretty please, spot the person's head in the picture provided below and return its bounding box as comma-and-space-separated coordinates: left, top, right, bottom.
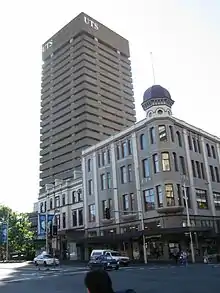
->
84, 270, 114, 293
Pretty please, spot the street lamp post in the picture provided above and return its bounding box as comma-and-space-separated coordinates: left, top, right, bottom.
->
45, 192, 49, 253
114, 210, 147, 264
182, 180, 195, 263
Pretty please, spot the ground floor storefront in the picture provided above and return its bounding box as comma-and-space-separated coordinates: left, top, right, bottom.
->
75, 227, 220, 262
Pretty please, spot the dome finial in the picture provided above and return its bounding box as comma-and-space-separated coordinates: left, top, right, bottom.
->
150, 52, 156, 85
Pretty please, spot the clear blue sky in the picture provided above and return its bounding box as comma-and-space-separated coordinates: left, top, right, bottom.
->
0, 0, 219, 212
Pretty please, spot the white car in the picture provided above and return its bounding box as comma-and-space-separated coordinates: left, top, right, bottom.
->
33, 254, 59, 266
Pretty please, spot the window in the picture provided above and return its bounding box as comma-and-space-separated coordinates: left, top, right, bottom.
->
102, 151, 107, 165
121, 142, 128, 158
128, 164, 132, 182
120, 166, 127, 184
88, 159, 91, 172
156, 185, 163, 208
176, 131, 182, 147
143, 189, 155, 211
162, 152, 171, 171
72, 210, 77, 227
122, 194, 129, 212
88, 204, 96, 222
140, 134, 146, 150
49, 198, 53, 210
150, 127, 156, 144
215, 167, 220, 182
191, 160, 196, 177
213, 192, 220, 210
196, 189, 208, 209
62, 194, 66, 206
210, 166, 215, 181
142, 159, 150, 178
78, 189, 83, 202
211, 146, 216, 159
128, 140, 132, 155
192, 138, 197, 152
78, 209, 83, 226
88, 179, 93, 195
107, 172, 111, 189
101, 174, 106, 190
55, 196, 60, 208
153, 154, 160, 173
196, 161, 201, 178
158, 125, 167, 141
165, 184, 175, 206
197, 140, 201, 153
188, 136, 192, 150
72, 191, 78, 203
169, 126, 174, 142
102, 200, 108, 218
107, 149, 111, 163
201, 163, 205, 179
130, 193, 135, 211
98, 153, 101, 167
172, 152, 178, 171
116, 145, 120, 160
206, 144, 211, 157
177, 184, 182, 206
179, 156, 186, 175
62, 212, 66, 229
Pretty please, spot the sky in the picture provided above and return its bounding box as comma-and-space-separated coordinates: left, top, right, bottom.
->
0, 0, 219, 212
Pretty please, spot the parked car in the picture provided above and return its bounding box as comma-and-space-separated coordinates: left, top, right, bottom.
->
90, 250, 130, 266
88, 254, 119, 270
33, 254, 59, 266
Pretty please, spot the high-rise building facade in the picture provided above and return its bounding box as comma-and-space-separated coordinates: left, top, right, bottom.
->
40, 12, 136, 191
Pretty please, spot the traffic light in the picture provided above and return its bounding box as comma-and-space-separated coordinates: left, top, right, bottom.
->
105, 208, 110, 219
52, 225, 58, 236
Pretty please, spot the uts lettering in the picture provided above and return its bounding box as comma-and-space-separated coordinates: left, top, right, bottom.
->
84, 16, 99, 30
42, 40, 53, 53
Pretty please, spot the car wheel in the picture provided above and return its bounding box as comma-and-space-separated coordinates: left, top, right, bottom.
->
115, 265, 119, 270
34, 261, 38, 266
124, 262, 128, 267
44, 261, 47, 267
103, 265, 107, 270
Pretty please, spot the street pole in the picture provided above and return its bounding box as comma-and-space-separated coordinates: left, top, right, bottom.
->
140, 211, 147, 264
6, 211, 9, 262
45, 191, 49, 253
183, 181, 195, 263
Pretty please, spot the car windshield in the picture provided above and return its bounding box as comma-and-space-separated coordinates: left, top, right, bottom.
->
110, 252, 120, 256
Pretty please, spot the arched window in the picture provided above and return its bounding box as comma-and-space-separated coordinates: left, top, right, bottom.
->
206, 144, 211, 157
176, 131, 182, 147
211, 146, 216, 159
140, 134, 146, 150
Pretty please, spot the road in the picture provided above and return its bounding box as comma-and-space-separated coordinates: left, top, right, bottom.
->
0, 262, 219, 293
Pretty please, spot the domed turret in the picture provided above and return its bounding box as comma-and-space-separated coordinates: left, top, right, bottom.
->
141, 85, 174, 120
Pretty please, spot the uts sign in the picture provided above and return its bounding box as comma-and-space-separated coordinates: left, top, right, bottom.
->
42, 40, 53, 53
84, 16, 99, 30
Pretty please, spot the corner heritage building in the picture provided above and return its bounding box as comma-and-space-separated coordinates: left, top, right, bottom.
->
40, 12, 136, 192
81, 85, 220, 261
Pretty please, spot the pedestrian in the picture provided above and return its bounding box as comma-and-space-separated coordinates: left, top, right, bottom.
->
84, 270, 136, 293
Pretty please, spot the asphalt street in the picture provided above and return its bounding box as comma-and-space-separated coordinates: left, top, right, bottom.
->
0, 263, 219, 293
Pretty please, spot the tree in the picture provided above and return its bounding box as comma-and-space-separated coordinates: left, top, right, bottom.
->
0, 205, 35, 259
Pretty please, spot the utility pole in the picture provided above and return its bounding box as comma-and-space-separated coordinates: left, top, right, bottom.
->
182, 177, 195, 263
6, 210, 9, 262
45, 191, 49, 253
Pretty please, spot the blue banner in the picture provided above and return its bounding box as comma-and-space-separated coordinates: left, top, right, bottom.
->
38, 214, 54, 236
1, 223, 7, 244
